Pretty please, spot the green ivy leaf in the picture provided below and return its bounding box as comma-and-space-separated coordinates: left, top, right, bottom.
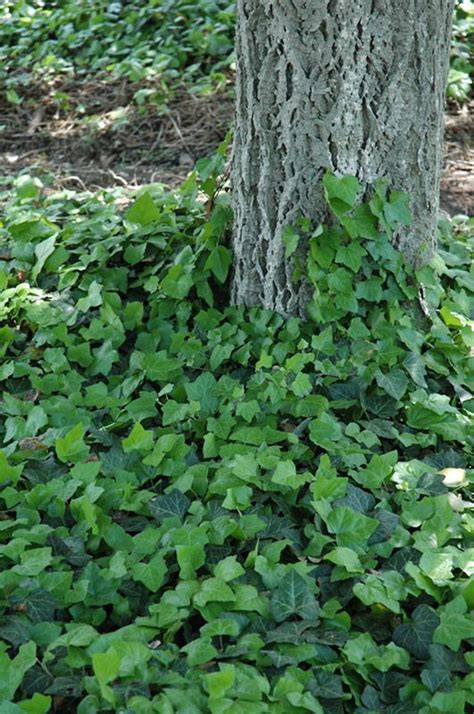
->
55, 424, 90, 464
149, 490, 191, 523
92, 649, 121, 704
125, 191, 161, 225
122, 422, 154, 452
132, 554, 167, 592
309, 413, 343, 448
325, 547, 364, 573
272, 461, 309, 489
282, 225, 300, 259
384, 191, 412, 227
353, 572, 406, 613
205, 667, 235, 700
213, 556, 245, 582
32, 235, 57, 280
325, 507, 379, 549
205, 246, 232, 283
182, 638, 218, 667
270, 570, 320, 623
393, 604, 440, 659
176, 544, 206, 580
376, 369, 409, 401
24, 589, 58, 623
433, 599, 474, 651
0, 641, 37, 702
421, 644, 456, 692
0, 451, 23, 485
355, 451, 398, 489
185, 372, 218, 412
323, 173, 360, 217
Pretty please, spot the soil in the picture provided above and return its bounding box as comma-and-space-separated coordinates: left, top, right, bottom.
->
0, 76, 472, 217
440, 100, 474, 216
0, 78, 234, 191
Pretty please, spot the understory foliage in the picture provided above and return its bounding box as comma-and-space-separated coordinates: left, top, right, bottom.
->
449, 0, 474, 102
1, 0, 473, 104
0, 160, 473, 713
1, 0, 235, 100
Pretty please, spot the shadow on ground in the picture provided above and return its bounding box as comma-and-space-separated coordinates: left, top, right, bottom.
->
0, 77, 233, 190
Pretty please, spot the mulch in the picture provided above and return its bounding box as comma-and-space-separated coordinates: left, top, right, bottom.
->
0, 76, 472, 216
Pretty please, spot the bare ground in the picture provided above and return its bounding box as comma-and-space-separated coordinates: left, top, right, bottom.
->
440, 100, 474, 216
0, 77, 472, 216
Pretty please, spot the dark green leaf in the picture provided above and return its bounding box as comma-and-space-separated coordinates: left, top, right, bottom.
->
149, 490, 191, 523
270, 570, 320, 623
393, 605, 440, 659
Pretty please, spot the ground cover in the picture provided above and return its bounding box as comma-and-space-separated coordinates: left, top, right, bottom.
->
0, 166, 473, 712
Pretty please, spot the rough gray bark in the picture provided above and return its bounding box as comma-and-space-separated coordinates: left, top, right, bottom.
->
231, 0, 455, 315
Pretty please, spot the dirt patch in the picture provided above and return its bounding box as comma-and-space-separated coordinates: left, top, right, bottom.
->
440, 100, 474, 216
0, 77, 472, 216
0, 78, 234, 190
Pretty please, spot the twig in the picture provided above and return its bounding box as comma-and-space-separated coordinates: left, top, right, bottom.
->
107, 169, 129, 187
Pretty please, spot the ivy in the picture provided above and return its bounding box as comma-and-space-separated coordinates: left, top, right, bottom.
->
0, 165, 472, 712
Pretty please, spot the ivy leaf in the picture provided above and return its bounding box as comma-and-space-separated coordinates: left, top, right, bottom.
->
341, 205, 378, 240
355, 451, 398, 489
270, 570, 320, 623
205, 667, 235, 699
429, 691, 466, 713
17, 692, 52, 713
393, 604, 440, 659
176, 544, 206, 580
272, 461, 309, 489
125, 191, 160, 225
55, 424, 90, 464
213, 556, 245, 582
0, 451, 23, 485
376, 369, 409, 401
325, 507, 379, 549
384, 191, 412, 227
143, 352, 182, 381
356, 277, 383, 302
149, 490, 190, 523
308, 671, 344, 699
0, 617, 31, 648
353, 573, 406, 613
323, 173, 360, 217
32, 235, 57, 280
132, 554, 167, 592
205, 246, 232, 283
161, 264, 193, 299
433, 603, 474, 651
185, 372, 218, 412
309, 413, 343, 448
92, 649, 121, 704
282, 225, 300, 259
403, 352, 427, 388
325, 547, 364, 573
24, 589, 58, 623
0, 641, 37, 702
182, 638, 218, 667
421, 644, 456, 692
122, 422, 154, 452
335, 241, 367, 272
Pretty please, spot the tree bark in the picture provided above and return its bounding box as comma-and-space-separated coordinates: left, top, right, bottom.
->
231, 0, 455, 315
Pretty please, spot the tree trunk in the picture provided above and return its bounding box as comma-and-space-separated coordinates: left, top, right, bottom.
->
231, 0, 455, 315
